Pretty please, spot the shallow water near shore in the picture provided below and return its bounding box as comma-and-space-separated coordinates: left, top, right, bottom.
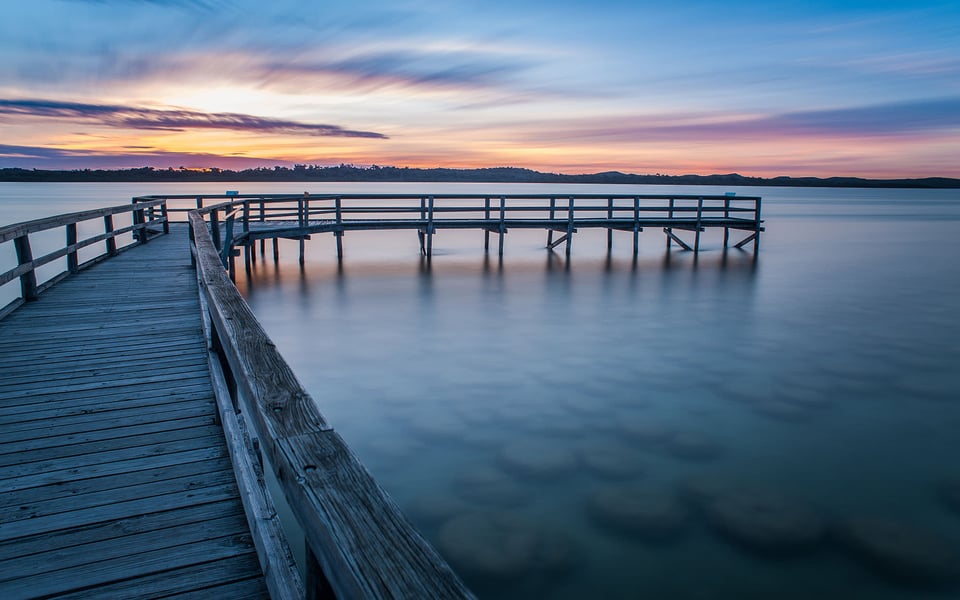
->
3, 182, 960, 598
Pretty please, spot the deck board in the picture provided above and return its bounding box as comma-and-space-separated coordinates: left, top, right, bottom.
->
0, 227, 268, 599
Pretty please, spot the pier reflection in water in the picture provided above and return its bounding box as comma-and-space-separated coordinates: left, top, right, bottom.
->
238, 191, 960, 599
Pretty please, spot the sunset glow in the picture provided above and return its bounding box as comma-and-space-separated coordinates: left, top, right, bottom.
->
1, 0, 958, 177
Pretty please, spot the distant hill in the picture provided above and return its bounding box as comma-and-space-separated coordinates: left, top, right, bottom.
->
1, 165, 958, 188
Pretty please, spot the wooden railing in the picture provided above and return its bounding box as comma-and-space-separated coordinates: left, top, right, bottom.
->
0, 199, 168, 320
135, 192, 763, 269
188, 206, 474, 599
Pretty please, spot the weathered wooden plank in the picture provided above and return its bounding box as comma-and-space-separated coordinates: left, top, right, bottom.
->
0, 395, 214, 438
0, 435, 224, 484
0, 478, 241, 541
0, 388, 214, 426
1, 531, 257, 598
0, 469, 240, 535
0, 370, 212, 403
0, 414, 217, 458
0, 456, 234, 510
0, 423, 223, 468
52, 554, 266, 600
191, 210, 473, 598
0, 356, 209, 387
0, 445, 228, 496
164, 576, 270, 600
0, 499, 242, 562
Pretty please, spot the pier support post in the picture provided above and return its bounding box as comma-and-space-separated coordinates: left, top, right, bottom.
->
633, 196, 640, 257
694, 197, 703, 254
104, 215, 118, 256
335, 196, 344, 262
723, 198, 730, 247
565, 196, 574, 259
426, 196, 435, 259
498, 196, 506, 257
607, 197, 613, 252
273, 238, 279, 262
666, 198, 674, 249
484, 197, 491, 252
13, 235, 38, 301
66, 223, 79, 274
547, 197, 556, 247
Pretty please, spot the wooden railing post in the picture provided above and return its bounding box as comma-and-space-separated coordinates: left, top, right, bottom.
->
161, 201, 170, 234
666, 198, 675, 248
565, 196, 574, 258
607, 196, 614, 251
498, 196, 506, 256
135, 207, 148, 244
633, 196, 640, 256
754, 197, 762, 251
723, 197, 731, 247
426, 195, 435, 258
13, 235, 38, 301
694, 197, 703, 254
334, 196, 344, 261
210, 209, 221, 251
103, 215, 118, 256
66, 223, 79, 274
243, 201, 252, 270
547, 196, 556, 247
483, 197, 490, 252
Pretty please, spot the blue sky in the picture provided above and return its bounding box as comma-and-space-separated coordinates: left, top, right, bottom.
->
1, 0, 958, 176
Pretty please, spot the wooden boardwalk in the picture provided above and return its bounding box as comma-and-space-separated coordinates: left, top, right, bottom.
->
0, 227, 269, 599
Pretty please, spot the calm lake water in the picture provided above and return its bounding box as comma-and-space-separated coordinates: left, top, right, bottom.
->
2, 182, 960, 598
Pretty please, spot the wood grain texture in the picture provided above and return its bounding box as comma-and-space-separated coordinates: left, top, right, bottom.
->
0, 225, 267, 599
192, 209, 474, 598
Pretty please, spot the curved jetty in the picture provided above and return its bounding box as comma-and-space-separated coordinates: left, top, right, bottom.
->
0, 191, 762, 598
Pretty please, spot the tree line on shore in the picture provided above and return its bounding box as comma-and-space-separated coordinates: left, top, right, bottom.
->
1, 165, 957, 188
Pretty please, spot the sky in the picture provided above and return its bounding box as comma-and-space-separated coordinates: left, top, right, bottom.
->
1, 0, 958, 177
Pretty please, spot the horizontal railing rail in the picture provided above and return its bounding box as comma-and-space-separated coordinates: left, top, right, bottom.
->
0, 199, 168, 320
188, 206, 474, 599
136, 193, 762, 265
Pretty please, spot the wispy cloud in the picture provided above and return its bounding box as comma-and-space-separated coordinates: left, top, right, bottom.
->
0, 143, 292, 169
0, 98, 387, 138
521, 97, 960, 144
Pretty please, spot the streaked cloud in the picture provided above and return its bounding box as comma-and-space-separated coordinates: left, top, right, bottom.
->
0, 143, 292, 170
0, 98, 387, 138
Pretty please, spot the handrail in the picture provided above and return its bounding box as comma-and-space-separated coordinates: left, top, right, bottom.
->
0, 199, 168, 320
188, 208, 474, 599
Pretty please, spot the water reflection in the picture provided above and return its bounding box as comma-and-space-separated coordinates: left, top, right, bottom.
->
238, 199, 960, 599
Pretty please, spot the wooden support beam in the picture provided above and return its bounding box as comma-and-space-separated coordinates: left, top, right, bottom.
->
103, 215, 118, 257
694, 196, 703, 254
548, 234, 569, 249
210, 210, 221, 251
426, 196, 435, 258
13, 235, 38, 301
66, 223, 78, 274
547, 197, 556, 247
565, 196, 574, 259
665, 198, 675, 248
334, 196, 343, 261
272, 238, 279, 262
607, 197, 613, 251
723, 198, 731, 247
498, 196, 506, 257
160, 202, 170, 234
633, 196, 640, 257
483, 197, 490, 252
663, 228, 693, 251
734, 232, 758, 249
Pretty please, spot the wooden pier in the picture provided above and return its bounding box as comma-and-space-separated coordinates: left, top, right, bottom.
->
0, 190, 762, 599
133, 192, 763, 274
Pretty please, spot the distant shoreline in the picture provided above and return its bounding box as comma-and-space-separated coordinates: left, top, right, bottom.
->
1, 166, 958, 189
